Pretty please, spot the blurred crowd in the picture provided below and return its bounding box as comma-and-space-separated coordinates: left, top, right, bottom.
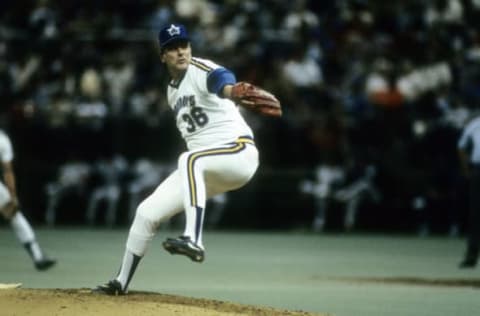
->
1, 0, 480, 232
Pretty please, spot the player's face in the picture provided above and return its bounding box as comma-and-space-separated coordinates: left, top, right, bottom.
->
161, 41, 192, 78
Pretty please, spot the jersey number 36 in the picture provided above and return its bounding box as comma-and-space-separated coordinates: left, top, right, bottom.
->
182, 107, 209, 133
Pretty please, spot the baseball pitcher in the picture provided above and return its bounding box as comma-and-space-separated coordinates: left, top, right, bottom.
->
95, 23, 281, 295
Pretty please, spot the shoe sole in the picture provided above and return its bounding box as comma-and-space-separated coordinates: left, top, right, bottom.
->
163, 240, 204, 262
92, 282, 125, 296
92, 288, 125, 296
35, 261, 57, 271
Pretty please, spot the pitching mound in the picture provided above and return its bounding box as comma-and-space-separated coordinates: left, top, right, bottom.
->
0, 287, 326, 316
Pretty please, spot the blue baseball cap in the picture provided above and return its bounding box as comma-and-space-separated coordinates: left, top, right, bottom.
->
158, 24, 190, 50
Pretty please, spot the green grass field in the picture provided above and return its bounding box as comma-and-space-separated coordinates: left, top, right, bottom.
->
1, 227, 479, 316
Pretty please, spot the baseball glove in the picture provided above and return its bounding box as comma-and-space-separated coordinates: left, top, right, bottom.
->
231, 82, 282, 117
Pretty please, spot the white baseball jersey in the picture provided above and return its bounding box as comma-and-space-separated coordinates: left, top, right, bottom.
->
167, 57, 253, 150
0, 129, 13, 207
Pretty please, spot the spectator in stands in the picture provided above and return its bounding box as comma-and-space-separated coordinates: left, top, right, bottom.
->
45, 159, 92, 226
86, 154, 128, 227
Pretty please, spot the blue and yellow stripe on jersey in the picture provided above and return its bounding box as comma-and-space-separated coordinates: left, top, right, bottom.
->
190, 58, 213, 72
190, 57, 237, 95
186, 136, 254, 206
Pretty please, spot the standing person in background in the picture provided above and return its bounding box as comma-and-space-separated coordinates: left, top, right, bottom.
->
94, 23, 280, 295
458, 114, 480, 268
0, 129, 56, 271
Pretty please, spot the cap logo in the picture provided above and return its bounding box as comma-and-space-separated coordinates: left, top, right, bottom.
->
167, 24, 181, 36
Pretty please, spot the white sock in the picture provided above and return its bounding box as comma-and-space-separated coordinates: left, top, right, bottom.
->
115, 213, 156, 291
115, 250, 141, 292
10, 212, 44, 261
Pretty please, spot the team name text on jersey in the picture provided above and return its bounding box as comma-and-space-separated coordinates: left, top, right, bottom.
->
173, 95, 196, 116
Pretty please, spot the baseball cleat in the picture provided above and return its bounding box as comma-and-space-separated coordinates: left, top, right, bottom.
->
35, 258, 57, 271
92, 280, 126, 296
163, 236, 205, 262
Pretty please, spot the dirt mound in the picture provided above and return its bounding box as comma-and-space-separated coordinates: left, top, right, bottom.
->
0, 288, 327, 316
